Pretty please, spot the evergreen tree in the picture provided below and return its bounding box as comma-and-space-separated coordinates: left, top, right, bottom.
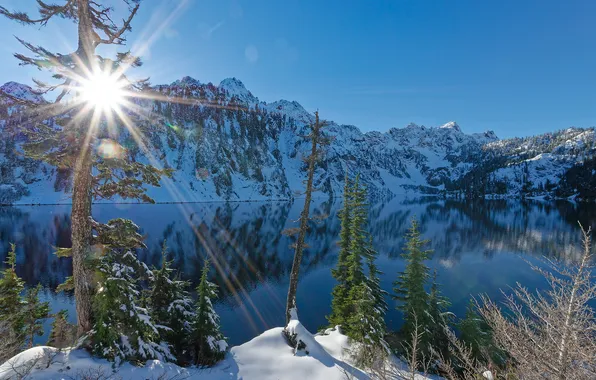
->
0, 0, 171, 336
458, 301, 486, 361
457, 300, 503, 366
346, 175, 368, 295
427, 270, 450, 360
92, 220, 172, 365
47, 310, 75, 349
329, 176, 388, 347
393, 218, 432, 352
364, 237, 388, 326
348, 237, 389, 367
191, 259, 227, 366
22, 284, 50, 348
148, 241, 195, 363
329, 175, 369, 336
328, 175, 353, 328
93, 249, 172, 365
0, 243, 25, 358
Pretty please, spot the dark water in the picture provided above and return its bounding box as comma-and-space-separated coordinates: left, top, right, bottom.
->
1, 198, 595, 346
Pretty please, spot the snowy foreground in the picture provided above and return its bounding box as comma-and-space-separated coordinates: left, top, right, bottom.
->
0, 321, 436, 380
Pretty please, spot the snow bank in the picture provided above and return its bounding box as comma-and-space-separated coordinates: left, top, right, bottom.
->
1, 318, 439, 380
230, 327, 367, 379
0, 324, 367, 379
0, 347, 189, 380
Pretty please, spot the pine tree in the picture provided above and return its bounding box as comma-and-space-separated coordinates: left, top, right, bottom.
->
47, 310, 75, 349
364, 237, 388, 328
285, 111, 329, 325
191, 259, 227, 366
427, 270, 450, 360
328, 175, 353, 328
458, 300, 487, 361
0, 243, 25, 359
457, 300, 505, 368
348, 237, 389, 367
0, 0, 171, 336
92, 220, 173, 365
393, 218, 432, 352
329, 176, 388, 346
93, 249, 172, 365
346, 175, 368, 296
22, 284, 50, 348
330, 175, 369, 336
148, 242, 195, 363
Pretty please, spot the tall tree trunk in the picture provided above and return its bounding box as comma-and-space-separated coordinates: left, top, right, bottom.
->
285, 112, 321, 325
72, 0, 96, 336
71, 145, 94, 335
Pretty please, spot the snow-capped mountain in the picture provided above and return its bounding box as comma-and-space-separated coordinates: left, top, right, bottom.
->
0, 77, 594, 204
451, 127, 596, 198
0, 82, 46, 105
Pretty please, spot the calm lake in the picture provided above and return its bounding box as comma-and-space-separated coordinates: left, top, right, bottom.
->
1, 198, 595, 346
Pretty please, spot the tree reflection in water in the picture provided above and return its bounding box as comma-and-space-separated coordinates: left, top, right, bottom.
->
0, 198, 594, 345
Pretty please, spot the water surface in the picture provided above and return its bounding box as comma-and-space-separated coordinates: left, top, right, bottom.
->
1, 198, 594, 345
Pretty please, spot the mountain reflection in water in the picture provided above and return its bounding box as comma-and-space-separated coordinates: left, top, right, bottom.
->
1, 198, 594, 345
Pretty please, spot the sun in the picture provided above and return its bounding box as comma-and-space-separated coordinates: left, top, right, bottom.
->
79, 69, 127, 112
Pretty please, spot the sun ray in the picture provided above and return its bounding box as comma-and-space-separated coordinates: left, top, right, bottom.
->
115, 96, 287, 321
113, 104, 277, 331
41, 0, 285, 330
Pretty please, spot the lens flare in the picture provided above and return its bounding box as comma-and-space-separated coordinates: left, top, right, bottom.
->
97, 139, 124, 159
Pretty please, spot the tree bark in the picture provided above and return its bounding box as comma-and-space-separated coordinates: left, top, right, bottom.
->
72, 0, 95, 336
71, 144, 94, 336
285, 112, 320, 325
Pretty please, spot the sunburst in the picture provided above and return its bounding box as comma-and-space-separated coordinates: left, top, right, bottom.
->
77, 69, 127, 115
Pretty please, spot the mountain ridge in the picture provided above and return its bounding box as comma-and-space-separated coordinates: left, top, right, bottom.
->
0, 77, 594, 204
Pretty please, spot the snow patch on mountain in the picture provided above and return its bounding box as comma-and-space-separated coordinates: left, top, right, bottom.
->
440, 121, 461, 132
219, 77, 257, 104
1, 76, 594, 204
0, 82, 46, 104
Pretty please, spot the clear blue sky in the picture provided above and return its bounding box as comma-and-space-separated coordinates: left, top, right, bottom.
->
1, 0, 595, 138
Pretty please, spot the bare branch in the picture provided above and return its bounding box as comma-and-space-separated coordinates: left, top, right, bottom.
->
94, 3, 140, 47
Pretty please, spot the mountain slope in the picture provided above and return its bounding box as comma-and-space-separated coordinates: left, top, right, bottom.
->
0, 77, 594, 204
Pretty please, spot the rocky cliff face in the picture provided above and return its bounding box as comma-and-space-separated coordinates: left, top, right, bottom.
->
0, 77, 594, 204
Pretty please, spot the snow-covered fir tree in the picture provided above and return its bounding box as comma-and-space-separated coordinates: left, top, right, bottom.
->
348, 248, 389, 368
346, 184, 389, 367
191, 259, 227, 366
91, 220, 173, 366
148, 241, 195, 364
